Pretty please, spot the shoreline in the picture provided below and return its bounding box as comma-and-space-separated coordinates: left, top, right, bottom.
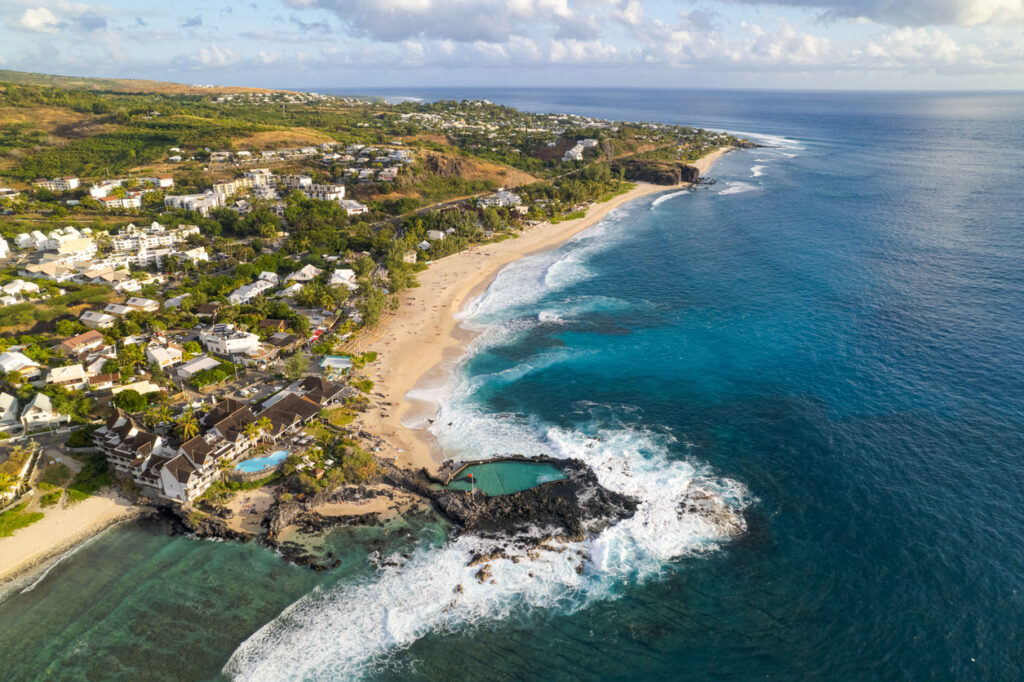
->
350, 146, 734, 474
0, 490, 140, 588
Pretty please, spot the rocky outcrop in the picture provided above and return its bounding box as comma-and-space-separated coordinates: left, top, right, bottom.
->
611, 159, 702, 185
422, 154, 470, 178
427, 458, 638, 539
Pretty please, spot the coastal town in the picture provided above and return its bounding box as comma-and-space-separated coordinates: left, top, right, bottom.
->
0, 72, 744, 582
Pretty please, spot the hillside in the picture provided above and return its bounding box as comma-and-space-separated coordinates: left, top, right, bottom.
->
0, 69, 282, 95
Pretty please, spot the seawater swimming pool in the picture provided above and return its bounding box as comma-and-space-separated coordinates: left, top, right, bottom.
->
441, 460, 567, 496
236, 450, 289, 473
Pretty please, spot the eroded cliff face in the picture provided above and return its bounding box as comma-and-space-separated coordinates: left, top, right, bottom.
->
611, 160, 702, 185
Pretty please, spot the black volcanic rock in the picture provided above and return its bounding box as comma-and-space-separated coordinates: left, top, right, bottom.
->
611, 160, 701, 185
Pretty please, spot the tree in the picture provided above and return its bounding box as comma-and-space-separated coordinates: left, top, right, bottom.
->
55, 319, 84, 338
283, 352, 309, 380
256, 416, 273, 442
113, 389, 147, 413
176, 408, 199, 440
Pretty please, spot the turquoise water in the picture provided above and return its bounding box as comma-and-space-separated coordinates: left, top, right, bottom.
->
236, 450, 289, 472
441, 461, 566, 495
3, 90, 1024, 680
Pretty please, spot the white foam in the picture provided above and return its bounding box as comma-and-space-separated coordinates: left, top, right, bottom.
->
650, 189, 689, 208
226, 419, 748, 681
750, 165, 766, 177
719, 181, 759, 196
225, 195, 750, 680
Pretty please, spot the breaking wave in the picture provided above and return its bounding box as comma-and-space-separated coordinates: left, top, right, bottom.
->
225, 184, 750, 681
650, 189, 689, 208
719, 181, 759, 195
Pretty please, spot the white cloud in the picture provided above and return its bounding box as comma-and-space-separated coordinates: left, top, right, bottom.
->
18, 7, 60, 33
720, 0, 1024, 27
196, 45, 240, 67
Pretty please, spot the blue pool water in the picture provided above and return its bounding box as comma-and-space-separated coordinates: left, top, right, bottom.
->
235, 450, 289, 473
441, 461, 567, 495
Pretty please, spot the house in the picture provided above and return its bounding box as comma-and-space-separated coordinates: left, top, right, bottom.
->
277, 282, 304, 299
266, 332, 300, 351
426, 230, 446, 241
286, 264, 323, 283
203, 398, 258, 457
124, 297, 160, 313
55, 330, 105, 356
478, 190, 522, 208
0, 351, 44, 380
0, 392, 20, 433
180, 246, 210, 264
0, 238, 9, 259
329, 269, 358, 291
47, 364, 90, 390
146, 343, 184, 370
228, 278, 276, 305
103, 303, 134, 317
403, 250, 418, 264
88, 373, 118, 392
164, 294, 191, 308
80, 310, 116, 329
195, 302, 221, 318
199, 324, 261, 357
319, 355, 353, 379
417, 240, 431, 251
259, 318, 288, 333
21, 393, 69, 431
290, 375, 346, 406
259, 271, 279, 285
176, 354, 221, 379
2, 280, 40, 297
339, 197, 368, 214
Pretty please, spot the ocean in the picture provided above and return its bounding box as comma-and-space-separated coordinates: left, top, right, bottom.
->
2, 89, 1023, 680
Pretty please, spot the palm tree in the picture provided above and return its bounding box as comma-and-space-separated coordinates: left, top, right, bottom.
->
256, 416, 274, 442
154, 404, 173, 427
242, 421, 261, 444
0, 473, 16, 497
176, 408, 199, 440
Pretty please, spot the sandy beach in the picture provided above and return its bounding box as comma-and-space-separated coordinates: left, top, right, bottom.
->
0, 490, 138, 586
348, 147, 733, 473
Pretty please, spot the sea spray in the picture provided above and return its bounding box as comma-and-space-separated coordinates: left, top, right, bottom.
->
226, 193, 750, 680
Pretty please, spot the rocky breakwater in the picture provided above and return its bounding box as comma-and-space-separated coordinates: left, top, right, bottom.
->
388, 457, 639, 541
611, 159, 702, 185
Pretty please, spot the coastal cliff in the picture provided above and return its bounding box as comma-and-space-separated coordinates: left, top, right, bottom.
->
611, 159, 702, 185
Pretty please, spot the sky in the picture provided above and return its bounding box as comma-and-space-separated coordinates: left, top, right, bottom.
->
1, 0, 1022, 90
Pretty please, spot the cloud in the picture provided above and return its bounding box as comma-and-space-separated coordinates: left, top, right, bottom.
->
720, 0, 1024, 27
181, 15, 203, 29
285, 0, 586, 43
18, 7, 60, 33
195, 45, 240, 67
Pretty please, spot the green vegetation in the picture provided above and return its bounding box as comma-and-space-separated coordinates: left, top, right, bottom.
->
65, 427, 96, 448
65, 453, 113, 503
0, 501, 44, 537
39, 463, 72, 487
351, 378, 374, 394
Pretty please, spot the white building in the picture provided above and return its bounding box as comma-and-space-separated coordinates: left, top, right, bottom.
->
164, 191, 225, 217
176, 354, 221, 379
227, 278, 276, 305
199, 324, 261, 357
2, 280, 40, 297
46, 364, 90, 390
21, 393, 69, 431
146, 343, 184, 370
340, 199, 368, 215
329, 268, 358, 291
80, 310, 117, 329
0, 238, 9, 259
0, 392, 20, 433
124, 297, 160, 313
0, 351, 44, 380
258, 271, 279, 285
286, 264, 323, 283
33, 176, 80, 192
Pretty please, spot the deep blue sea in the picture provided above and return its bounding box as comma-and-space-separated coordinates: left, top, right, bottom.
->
2, 90, 1023, 680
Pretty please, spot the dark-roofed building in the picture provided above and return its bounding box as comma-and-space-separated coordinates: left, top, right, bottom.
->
259, 318, 288, 333
204, 398, 258, 456
294, 376, 346, 405
258, 392, 321, 438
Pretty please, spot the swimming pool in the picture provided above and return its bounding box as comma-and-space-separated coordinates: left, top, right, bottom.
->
442, 460, 567, 496
235, 450, 289, 473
